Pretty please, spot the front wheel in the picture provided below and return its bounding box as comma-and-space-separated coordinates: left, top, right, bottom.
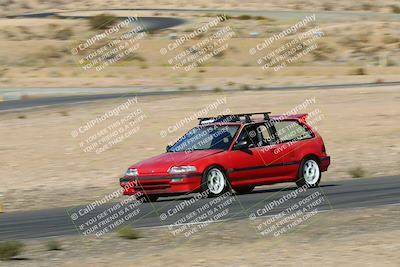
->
201, 166, 229, 197
296, 157, 321, 188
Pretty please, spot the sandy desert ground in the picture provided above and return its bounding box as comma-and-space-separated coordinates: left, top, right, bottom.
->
1, 205, 399, 266
0, 5, 399, 88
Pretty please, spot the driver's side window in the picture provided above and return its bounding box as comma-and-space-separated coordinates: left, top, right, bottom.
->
237, 124, 268, 148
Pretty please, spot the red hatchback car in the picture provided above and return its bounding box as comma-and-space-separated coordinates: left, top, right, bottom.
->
120, 112, 330, 202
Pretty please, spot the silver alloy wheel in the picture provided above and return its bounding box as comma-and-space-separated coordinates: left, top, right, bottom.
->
206, 168, 226, 194
303, 159, 320, 185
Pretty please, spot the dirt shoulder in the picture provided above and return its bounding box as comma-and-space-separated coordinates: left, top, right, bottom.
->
1, 205, 399, 266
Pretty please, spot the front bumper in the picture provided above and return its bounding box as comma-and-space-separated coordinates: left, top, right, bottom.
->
119, 173, 202, 195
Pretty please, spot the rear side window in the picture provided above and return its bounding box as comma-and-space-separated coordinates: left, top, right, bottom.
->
273, 120, 313, 142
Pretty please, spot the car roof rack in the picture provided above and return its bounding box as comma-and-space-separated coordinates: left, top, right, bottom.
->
198, 112, 271, 125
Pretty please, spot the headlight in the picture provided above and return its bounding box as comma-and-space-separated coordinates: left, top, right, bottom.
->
125, 168, 138, 176
168, 166, 197, 174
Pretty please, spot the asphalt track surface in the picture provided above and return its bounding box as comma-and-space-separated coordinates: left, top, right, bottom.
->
1, 81, 400, 111
14, 12, 186, 32
0, 175, 399, 240
16, 8, 400, 22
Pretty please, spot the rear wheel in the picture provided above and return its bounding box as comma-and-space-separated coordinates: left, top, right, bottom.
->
201, 166, 229, 197
234, 186, 255, 195
296, 157, 321, 188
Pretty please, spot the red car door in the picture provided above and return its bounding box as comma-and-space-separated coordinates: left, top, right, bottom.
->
254, 123, 294, 183
227, 123, 289, 187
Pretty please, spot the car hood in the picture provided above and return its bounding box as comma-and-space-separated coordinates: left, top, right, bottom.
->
129, 150, 224, 175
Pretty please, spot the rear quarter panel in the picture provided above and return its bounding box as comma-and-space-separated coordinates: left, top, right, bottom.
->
283, 124, 328, 180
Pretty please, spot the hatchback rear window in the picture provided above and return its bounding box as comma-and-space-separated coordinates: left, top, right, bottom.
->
273, 120, 313, 142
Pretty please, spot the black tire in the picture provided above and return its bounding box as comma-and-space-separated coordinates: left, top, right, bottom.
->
142, 195, 159, 202
201, 166, 229, 197
234, 186, 255, 195
296, 156, 321, 188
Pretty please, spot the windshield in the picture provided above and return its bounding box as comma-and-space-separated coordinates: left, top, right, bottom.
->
168, 125, 239, 152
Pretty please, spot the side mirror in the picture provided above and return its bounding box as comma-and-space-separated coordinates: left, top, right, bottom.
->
234, 140, 248, 150
166, 145, 172, 152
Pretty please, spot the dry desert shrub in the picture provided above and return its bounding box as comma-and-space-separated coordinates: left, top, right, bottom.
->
390, 5, 400, 13
348, 166, 366, 178
312, 42, 336, 61
382, 35, 399, 44
0, 241, 24, 261
117, 225, 140, 239
89, 13, 119, 30
349, 67, 367, 75
54, 27, 73, 40
45, 240, 62, 251
37, 45, 63, 60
